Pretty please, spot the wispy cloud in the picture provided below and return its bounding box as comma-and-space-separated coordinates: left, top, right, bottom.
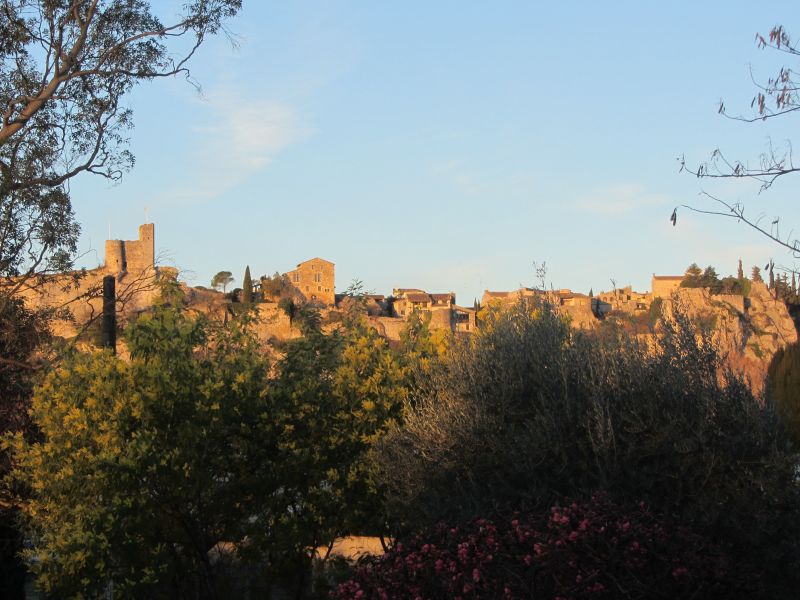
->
577, 182, 671, 216
434, 159, 535, 198
154, 86, 311, 204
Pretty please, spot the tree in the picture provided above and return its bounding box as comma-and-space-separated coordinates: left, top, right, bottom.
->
752, 265, 764, 282
211, 270, 234, 293
680, 263, 703, 287
241, 265, 252, 304
678, 24, 800, 258
738, 258, 744, 280
0, 0, 241, 294
1, 2, 243, 572
768, 342, 800, 444
0, 297, 49, 598
279, 297, 298, 326
7, 296, 274, 598
260, 271, 294, 300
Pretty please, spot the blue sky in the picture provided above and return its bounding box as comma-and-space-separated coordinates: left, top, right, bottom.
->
71, 1, 799, 304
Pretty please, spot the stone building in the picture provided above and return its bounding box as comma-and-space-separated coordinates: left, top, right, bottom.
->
104, 223, 155, 278
16, 223, 161, 339
286, 258, 335, 306
651, 274, 684, 299
390, 288, 476, 332
595, 285, 650, 313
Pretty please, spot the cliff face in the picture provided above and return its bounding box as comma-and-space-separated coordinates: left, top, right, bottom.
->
664, 282, 797, 394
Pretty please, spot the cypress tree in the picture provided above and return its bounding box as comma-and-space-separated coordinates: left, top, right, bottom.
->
737, 258, 744, 280
242, 265, 253, 304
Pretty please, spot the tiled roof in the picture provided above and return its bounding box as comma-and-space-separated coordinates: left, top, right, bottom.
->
405, 293, 431, 303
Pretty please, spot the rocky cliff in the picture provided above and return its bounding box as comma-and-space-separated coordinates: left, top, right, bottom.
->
663, 282, 797, 394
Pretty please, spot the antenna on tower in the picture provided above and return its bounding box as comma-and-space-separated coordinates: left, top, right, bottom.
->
107, 221, 111, 240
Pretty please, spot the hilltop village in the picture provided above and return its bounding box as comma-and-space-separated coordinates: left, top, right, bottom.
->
19, 223, 798, 390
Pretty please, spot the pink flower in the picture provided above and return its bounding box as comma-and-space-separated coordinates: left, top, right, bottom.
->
472, 568, 481, 582
569, 531, 579, 542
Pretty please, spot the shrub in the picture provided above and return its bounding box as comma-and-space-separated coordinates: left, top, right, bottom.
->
335, 494, 755, 600
767, 342, 800, 444
374, 302, 800, 597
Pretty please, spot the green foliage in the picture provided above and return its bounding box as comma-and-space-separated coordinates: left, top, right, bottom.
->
767, 342, 800, 444
242, 265, 253, 304
648, 296, 663, 330
260, 272, 294, 300
682, 263, 750, 296
375, 303, 800, 596
0, 297, 49, 598
210, 270, 234, 293
279, 297, 298, 326
7, 304, 271, 597
7, 287, 414, 597
720, 275, 751, 296
684, 262, 702, 281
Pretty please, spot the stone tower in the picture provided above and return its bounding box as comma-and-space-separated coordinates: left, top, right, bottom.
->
104, 223, 155, 276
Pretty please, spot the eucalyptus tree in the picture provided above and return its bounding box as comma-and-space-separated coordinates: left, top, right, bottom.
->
0, 0, 242, 291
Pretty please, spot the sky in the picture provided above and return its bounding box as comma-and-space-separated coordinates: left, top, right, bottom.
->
71, 1, 800, 304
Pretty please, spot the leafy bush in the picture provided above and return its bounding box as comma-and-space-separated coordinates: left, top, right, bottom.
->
334, 494, 757, 600
374, 302, 800, 597
767, 342, 800, 444
7, 284, 415, 597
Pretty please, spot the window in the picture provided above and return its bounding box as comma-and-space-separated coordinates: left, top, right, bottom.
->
305, 286, 309, 291
318, 286, 321, 291
293, 273, 300, 283
314, 273, 321, 283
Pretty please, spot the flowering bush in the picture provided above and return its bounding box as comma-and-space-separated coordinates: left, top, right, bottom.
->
333, 494, 757, 600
